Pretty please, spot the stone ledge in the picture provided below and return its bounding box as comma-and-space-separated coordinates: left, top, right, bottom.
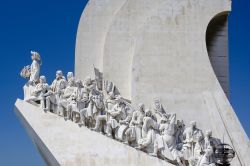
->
14, 99, 174, 166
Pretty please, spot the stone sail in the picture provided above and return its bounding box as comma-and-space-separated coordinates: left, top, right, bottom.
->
75, 0, 250, 165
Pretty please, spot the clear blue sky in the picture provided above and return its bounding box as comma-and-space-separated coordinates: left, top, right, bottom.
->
0, 0, 249, 165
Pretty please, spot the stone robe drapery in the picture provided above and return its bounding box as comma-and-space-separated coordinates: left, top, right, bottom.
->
30, 60, 40, 83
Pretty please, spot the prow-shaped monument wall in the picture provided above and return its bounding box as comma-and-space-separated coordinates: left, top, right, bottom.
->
14, 0, 250, 166
75, 0, 250, 165
15, 99, 173, 166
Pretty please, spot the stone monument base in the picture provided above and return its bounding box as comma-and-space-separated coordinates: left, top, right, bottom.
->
14, 99, 174, 166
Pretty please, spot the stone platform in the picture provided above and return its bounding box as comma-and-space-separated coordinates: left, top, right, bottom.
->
14, 99, 174, 166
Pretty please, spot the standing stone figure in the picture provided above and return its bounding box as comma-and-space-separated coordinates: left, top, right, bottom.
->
66, 93, 79, 122
136, 109, 159, 153
21, 51, 41, 100
124, 103, 145, 146
92, 92, 117, 133
74, 80, 88, 110
80, 91, 104, 127
153, 98, 168, 123
45, 70, 67, 113
150, 113, 176, 155
57, 78, 76, 117
182, 121, 204, 161
29, 51, 41, 84
105, 96, 127, 138
67, 80, 86, 122
188, 134, 205, 166
197, 130, 221, 166
116, 103, 134, 141
175, 120, 185, 146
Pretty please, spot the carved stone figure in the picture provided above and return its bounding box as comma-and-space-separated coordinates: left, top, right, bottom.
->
22, 51, 41, 100
74, 80, 88, 109
188, 134, 205, 166
45, 70, 67, 113
151, 114, 176, 154
80, 91, 104, 127
116, 102, 134, 141
124, 103, 145, 146
153, 98, 169, 123
26, 76, 50, 110
196, 130, 221, 166
83, 76, 96, 94
105, 96, 127, 138
136, 109, 159, 153
182, 121, 204, 161
150, 114, 181, 163
66, 80, 88, 122
175, 120, 185, 146
67, 72, 74, 82
66, 93, 79, 122
57, 78, 76, 117
91, 92, 117, 133
197, 146, 216, 166
29, 51, 41, 84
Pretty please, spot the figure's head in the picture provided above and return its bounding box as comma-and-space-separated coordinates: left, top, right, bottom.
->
176, 120, 184, 128
138, 103, 145, 112
84, 76, 91, 85
76, 80, 83, 88
205, 130, 212, 138
197, 133, 204, 142
56, 70, 63, 79
190, 121, 196, 128
153, 98, 161, 110
145, 109, 152, 117
71, 93, 76, 100
205, 146, 213, 156
67, 72, 74, 81
39, 76, 46, 83
177, 120, 181, 125
31, 51, 40, 61
115, 95, 122, 104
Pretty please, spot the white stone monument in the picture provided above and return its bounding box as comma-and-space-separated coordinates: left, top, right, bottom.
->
14, 0, 249, 166
75, 0, 249, 165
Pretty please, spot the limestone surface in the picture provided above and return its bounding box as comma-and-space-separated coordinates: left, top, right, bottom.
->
75, 0, 250, 165
14, 99, 174, 166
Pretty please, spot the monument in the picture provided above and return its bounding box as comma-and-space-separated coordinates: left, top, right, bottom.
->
14, 0, 249, 166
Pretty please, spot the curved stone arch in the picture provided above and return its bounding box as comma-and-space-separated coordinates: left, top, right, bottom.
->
100, 0, 130, 71
75, 0, 127, 80
102, 0, 168, 100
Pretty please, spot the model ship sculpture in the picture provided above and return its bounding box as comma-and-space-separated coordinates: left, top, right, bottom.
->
20, 51, 236, 166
